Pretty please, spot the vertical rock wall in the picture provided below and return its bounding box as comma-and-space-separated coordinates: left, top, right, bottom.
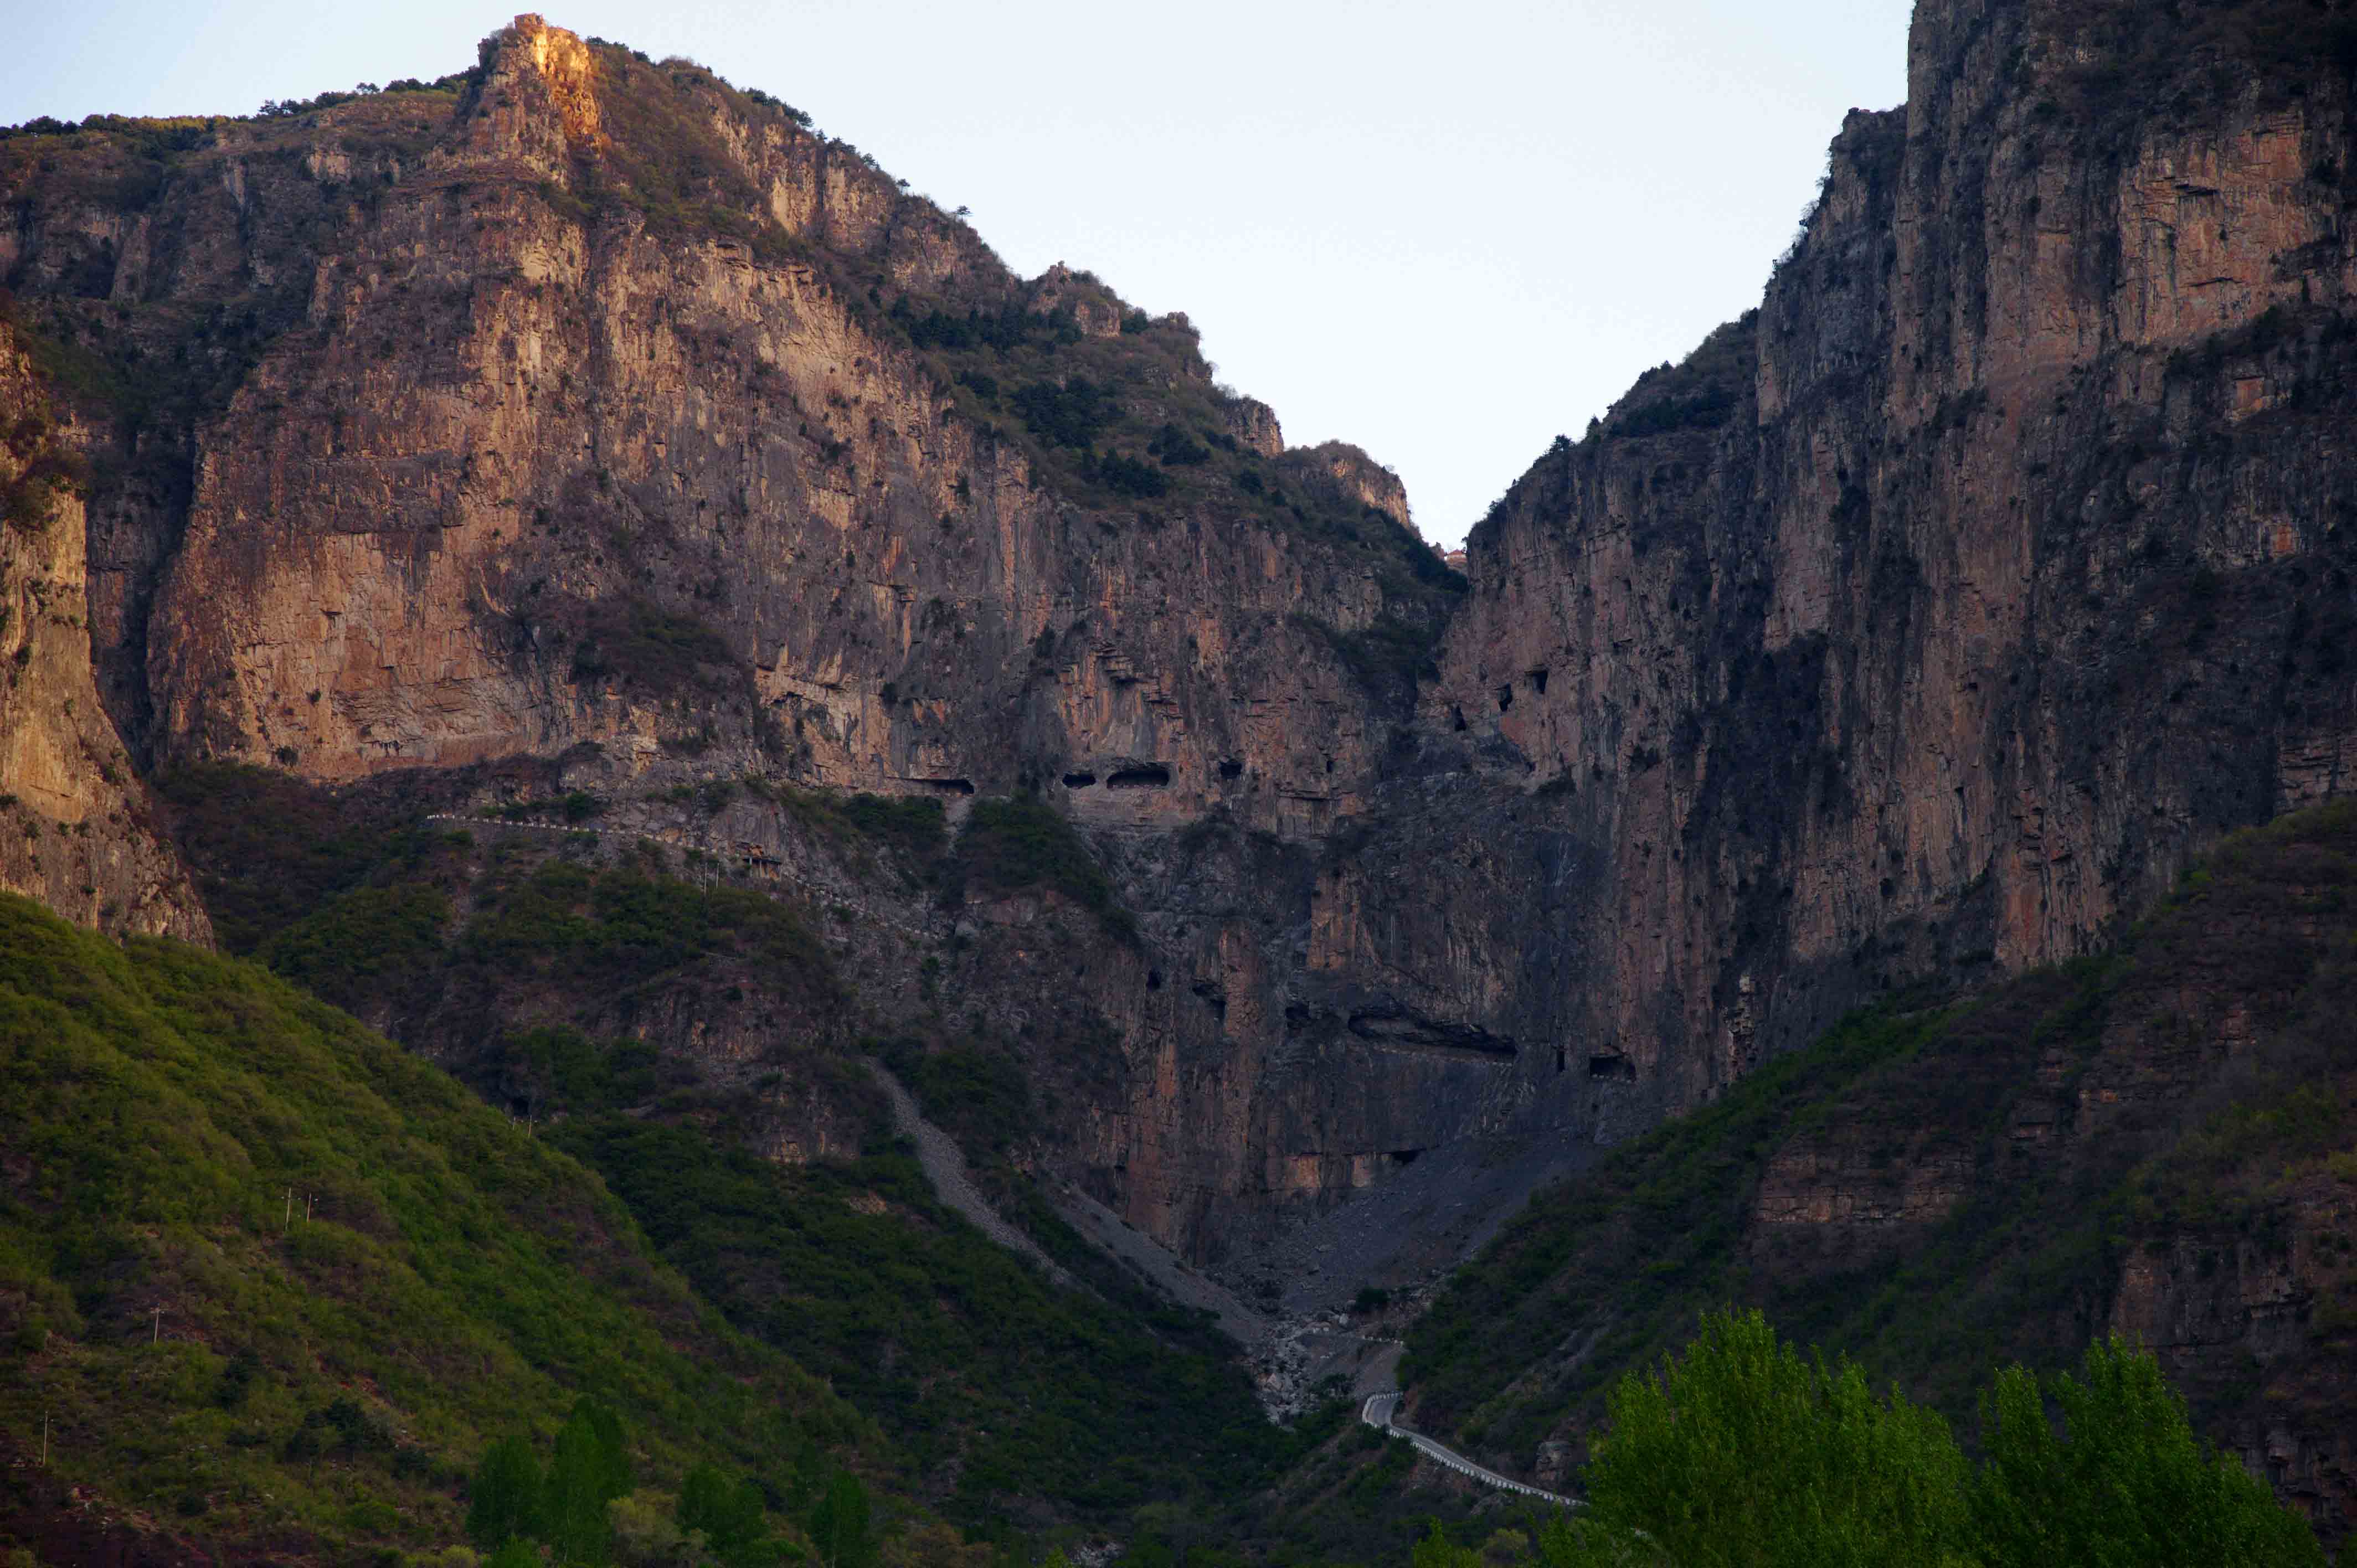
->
0, 329, 209, 939
1398, 0, 2357, 1147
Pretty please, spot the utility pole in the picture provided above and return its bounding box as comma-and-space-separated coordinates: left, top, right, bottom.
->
284, 1188, 292, 1232
152, 1307, 161, 1345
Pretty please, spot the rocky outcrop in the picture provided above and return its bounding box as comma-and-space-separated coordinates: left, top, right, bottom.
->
1357, 0, 2357, 1146
0, 17, 1468, 1262
0, 327, 208, 938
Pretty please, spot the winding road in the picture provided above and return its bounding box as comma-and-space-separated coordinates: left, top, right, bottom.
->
1359, 1392, 1578, 1507
447, 811, 1577, 1508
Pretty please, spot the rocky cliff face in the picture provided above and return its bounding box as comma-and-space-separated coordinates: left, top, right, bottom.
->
0, 14, 1475, 1263
0, 326, 207, 937
6, 1, 2357, 1286
1377, 0, 2357, 1142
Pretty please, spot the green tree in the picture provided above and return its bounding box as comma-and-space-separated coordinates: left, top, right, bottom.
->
467, 1436, 545, 1552
575, 1398, 634, 1504
780, 1431, 830, 1518
1578, 1308, 1971, 1567
1970, 1337, 2324, 1568
806, 1474, 873, 1568
545, 1399, 632, 1564
1409, 1521, 1482, 1568
679, 1462, 771, 1567
487, 1539, 544, 1568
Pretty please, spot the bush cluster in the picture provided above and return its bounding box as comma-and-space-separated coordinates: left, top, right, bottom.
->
569, 599, 740, 694
1010, 379, 1118, 449
1418, 1311, 2320, 1567
951, 796, 1132, 940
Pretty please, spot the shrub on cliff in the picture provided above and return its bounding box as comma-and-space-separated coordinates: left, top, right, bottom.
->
949, 795, 1133, 940
2056, 0, 2357, 133
570, 598, 740, 695
1147, 422, 1211, 466
1079, 448, 1170, 499
1011, 379, 1118, 449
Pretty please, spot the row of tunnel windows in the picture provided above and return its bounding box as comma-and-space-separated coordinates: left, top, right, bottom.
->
912, 760, 1253, 794
1449, 667, 1552, 731
1060, 759, 1250, 789
1061, 764, 1172, 789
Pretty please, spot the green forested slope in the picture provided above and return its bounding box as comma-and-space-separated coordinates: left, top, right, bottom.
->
148, 763, 1293, 1535
0, 892, 872, 1562
1403, 801, 2357, 1540
555, 1119, 1291, 1534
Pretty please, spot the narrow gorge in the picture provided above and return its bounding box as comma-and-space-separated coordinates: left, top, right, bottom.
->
5, 0, 2357, 1549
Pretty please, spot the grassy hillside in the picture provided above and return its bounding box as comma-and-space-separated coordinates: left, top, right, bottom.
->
145, 762, 1303, 1536
0, 891, 874, 1564
554, 1117, 1291, 1536
1402, 800, 2357, 1538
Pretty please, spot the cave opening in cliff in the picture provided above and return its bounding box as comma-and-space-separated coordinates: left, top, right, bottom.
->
1218, 757, 1243, 778
1528, 668, 1548, 694
1589, 1053, 1637, 1082
1146, 969, 1163, 991
918, 777, 976, 795
1388, 1149, 1421, 1167
1106, 764, 1171, 788
1062, 771, 1097, 787
1556, 1046, 1567, 1074
1496, 685, 1514, 711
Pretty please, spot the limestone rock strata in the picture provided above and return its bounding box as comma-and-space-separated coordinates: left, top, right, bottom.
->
1380, 1, 2357, 1141
119, 18, 1408, 839
0, 15, 1458, 1259
0, 329, 209, 939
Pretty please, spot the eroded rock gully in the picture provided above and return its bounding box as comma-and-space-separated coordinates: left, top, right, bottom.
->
4, 2, 2357, 1294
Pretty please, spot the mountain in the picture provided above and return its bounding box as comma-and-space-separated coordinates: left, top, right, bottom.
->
1370, 0, 2357, 1135
5, 0, 2357, 1549
0, 13, 1469, 1269
0, 331, 208, 938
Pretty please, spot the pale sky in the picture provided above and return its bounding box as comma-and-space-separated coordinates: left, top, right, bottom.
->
3, 1, 1913, 546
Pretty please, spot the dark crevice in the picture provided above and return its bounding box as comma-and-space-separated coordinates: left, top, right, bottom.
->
1105, 764, 1171, 788
1346, 1005, 1516, 1059
1062, 771, 1097, 788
